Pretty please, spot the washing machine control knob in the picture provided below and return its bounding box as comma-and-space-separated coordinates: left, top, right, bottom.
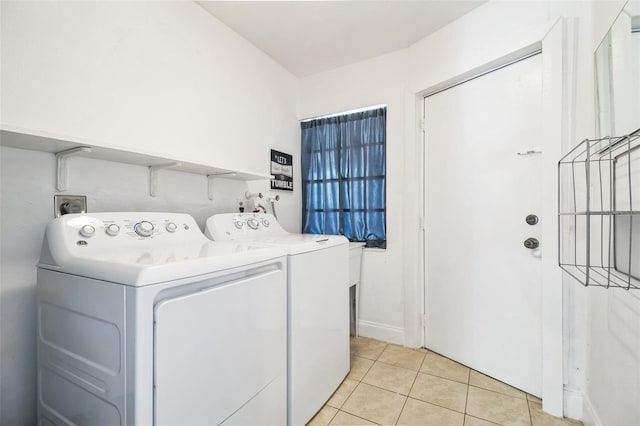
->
233, 220, 244, 229
79, 224, 96, 238
261, 219, 270, 227
134, 221, 154, 237
165, 222, 177, 233
105, 223, 120, 236
247, 218, 260, 230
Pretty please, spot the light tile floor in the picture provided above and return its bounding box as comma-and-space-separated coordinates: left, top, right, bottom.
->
308, 337, 582, 426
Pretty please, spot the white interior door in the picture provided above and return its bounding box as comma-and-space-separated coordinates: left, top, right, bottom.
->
423, 54, 543, 396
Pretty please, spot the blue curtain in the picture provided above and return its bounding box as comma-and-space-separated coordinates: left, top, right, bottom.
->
301, 107, 386, 248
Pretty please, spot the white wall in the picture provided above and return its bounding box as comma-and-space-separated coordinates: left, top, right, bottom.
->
299, 49, 409, 345
0, 2, 300, 424
0, 1, 300, 177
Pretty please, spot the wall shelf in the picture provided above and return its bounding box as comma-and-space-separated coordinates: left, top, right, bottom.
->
558, 128, 640, 290
0, 126, 272, 197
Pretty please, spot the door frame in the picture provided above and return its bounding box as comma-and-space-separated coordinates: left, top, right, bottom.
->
412, 19, 568, 416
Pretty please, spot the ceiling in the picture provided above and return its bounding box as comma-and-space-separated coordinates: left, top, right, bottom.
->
197, 1, 486, 77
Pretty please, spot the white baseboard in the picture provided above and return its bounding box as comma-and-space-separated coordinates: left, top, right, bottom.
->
563, 387, 583, 421
357, 320, 404, 345
582, 393, 603, 426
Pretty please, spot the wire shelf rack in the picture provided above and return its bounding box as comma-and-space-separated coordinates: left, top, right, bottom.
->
558, 128, 640, 290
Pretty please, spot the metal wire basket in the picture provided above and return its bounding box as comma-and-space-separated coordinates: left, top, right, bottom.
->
558, 128, 640, 290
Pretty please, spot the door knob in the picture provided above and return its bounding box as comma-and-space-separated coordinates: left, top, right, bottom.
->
524, 238, 539, 249
525, 214, 539, 225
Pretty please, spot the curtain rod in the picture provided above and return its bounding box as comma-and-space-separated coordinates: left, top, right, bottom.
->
299, 104, 387, 123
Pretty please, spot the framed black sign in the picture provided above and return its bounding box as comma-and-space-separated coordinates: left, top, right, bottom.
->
270, 149, 293, 191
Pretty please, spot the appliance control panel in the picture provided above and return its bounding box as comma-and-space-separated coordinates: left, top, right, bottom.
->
38, 212, 287, 281
205, 213, 287, 241
47, 212, 208, 251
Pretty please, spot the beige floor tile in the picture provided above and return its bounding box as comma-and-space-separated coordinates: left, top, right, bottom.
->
329, 410, 378, 425
348, 356, 374, 381
464, 415, 500, 426
420, 352, 470, 384
529, 401, 583, 426
327, 379, 359, 409
350, 337, 388, 360
341, 383, 406, 425
409, 373, 468, 413
378, 344, 427, 371
308, 405, 339, 425
465, 386, 531, 426
527, 393, 543, 404
362, 362, 418, 395
397, 397, 464, 425
469, 370, 526, 399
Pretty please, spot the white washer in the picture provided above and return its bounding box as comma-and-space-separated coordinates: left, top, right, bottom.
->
205, 213, 349, 426
37, 212, 287, 426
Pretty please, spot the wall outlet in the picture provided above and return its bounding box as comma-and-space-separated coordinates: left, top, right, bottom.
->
54, 195, 87, 218
236, 199, 245, 213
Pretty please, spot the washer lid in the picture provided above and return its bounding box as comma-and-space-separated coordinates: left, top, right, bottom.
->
38, 212, 286, 286
248, 234, 348, 255
205, 213, 348, 254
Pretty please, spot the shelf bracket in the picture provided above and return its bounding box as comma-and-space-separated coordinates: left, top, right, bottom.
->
55, 146, 92, 191
149, 162, 181, 197
207, 172, 237, 201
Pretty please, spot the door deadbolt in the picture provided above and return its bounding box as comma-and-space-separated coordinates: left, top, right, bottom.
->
524, 238, 539, 249
525, 214, 539, 225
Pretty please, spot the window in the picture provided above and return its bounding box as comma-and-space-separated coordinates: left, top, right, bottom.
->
301, 106, 386, 248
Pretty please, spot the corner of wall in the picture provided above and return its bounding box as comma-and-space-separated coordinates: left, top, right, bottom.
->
581, 391, 603, 426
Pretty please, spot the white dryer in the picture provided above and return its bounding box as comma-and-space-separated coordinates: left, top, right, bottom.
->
37, 212, 287, 426
205, 213, 349, 426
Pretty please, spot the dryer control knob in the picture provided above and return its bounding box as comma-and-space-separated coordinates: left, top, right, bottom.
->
165, 222, 177, 233
233, 220, 244, 230
261, 219, 270, 227
105, 224, 120, 236
247, 218, 260, 230
134, 221, 154, 237
79, 224, 96, 238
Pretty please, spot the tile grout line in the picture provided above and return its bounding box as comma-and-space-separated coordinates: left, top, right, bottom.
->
326, 377, 358, 410
341, 348, 390, 425
465, 414, 503, 426
350, 339, 409, 425
325, 405, 339, 425
376, 358, 427, 373
463, 368, 470, 425
404, 396, 468, 416
526, 397, 533, 426
374, 344, 388, 361
357, 377, 413, 399
394, 351, 426, 425
338, 382, 385, 426
338, 410, 382, 425
467, 383, 528, 401
420, 372, 470, 385
468, 369, 529, 398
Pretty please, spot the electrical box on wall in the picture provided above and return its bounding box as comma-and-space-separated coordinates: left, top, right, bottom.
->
54, 195, 87, 218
